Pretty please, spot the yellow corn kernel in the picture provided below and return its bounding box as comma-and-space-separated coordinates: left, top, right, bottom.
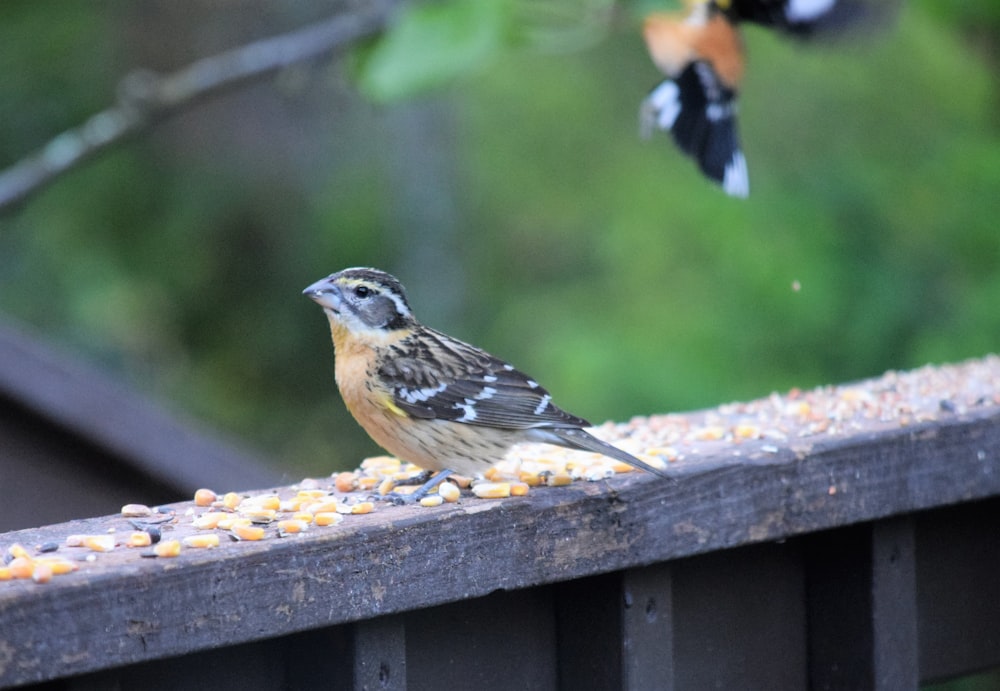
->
217, 516, 249, 531
518, 471, 542, 486
83, 535, 116, 553
733, 424, 761, 439
0, 567, 12, 581
31, 562, 53, 584
305, 500, 340, 515
8, 557, 34, 579
292, 511, 314, 524
182, 534, 220, 548
277, 519, 309, 535
510, 482, 530, 497
193, 488, 217, 506
438, 482, 461, 503
121, 503, 152, 518
334, 472, 357, 493
356, 476, 379, 491
314, 512, 343, 527
36, 557, 78, 575
192, 512, 228, 530
126, 532, 153, 548
154, 540, 181, 557
361, 455, 399, 471
419, 495, 444, 507
242, 495, 280, 510
544, 472, 573, 487
471, 482, 511, 499
377, 477, 396, 496
240, 508, 276, 524
350, 502, 375, 515
7, 543, 30, 560
695, 425, 727, 441
222, 492, 242, 510
231, 523, 265, 541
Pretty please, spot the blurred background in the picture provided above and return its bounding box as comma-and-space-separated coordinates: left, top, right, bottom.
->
0, 0, 998, 483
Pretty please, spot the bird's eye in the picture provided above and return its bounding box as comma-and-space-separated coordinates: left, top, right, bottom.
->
353, 285, 372, 298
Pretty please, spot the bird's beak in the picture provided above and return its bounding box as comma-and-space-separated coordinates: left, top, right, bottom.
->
302, 277, 342, 312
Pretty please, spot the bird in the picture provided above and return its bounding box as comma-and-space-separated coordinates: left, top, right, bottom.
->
303, 267, 671, 494
641, 1, 749, 198
640, 0, 893, 198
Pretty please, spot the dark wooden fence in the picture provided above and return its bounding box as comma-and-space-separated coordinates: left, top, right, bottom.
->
1, 361, 999, 690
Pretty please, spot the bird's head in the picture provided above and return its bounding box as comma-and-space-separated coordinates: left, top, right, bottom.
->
303, 267, 415, 333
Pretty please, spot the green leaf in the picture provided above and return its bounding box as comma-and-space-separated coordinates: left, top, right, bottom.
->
358, 0, 509, 102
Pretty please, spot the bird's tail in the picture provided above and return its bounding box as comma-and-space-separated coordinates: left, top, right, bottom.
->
548, 428, 672, 481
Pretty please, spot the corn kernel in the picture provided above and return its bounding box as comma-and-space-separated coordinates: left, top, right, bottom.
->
192, 512, 228, 529
377, 477, 396, 496
438, 482, 461, 503
153, 540, 181, 557
544, 472, 573, 487
182, 534, 220, 548
518, 471, 542, 486
83, 535, 116, 552
241, 508, 276, 524
121, 503, 152, 518
305, 500, 340, 515
7, 543, 30, 559
471, 482, 511, 499
277, 519, 309, 535
36, 557, 78, 575
222, 492, 242, 510
292, 511, 314, 524
31, 563, 53, 584
510, 482, 530, 496
356, 476, 379, 491
193, 488, 217, 506
419, 495, 444, 507
350, 502, 375, 515
8, 557, 34, 579
231, 524, 265, 541
217, 516, 248, 531
126, 532, 153, 548
0, 567, 12, 581
361, 455, 399, 471
334, 472, 357, 493
242, 495, 280, 510
296, 489, 327, 501
314, 512, 343, 527
65, 535, 86, 547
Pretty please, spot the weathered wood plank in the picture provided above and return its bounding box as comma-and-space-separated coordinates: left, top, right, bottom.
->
1, 362, 998, 687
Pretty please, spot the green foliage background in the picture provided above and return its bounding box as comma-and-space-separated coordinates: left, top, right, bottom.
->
0, 1, 997, 478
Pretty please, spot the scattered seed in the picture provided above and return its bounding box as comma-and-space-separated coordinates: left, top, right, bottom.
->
121, 504, 152, 518
419, 495, 444, 507
350, 502, 375, 515
472, 482, 511, 499
222, 492, 242, 511
153, 540, 181, 557
231, 524, 265, 541
126, 532, 153, 548
314, 512, 343, 527
438, 482, 461, 503
31, 563, 53, 584
82, 535, 116, 553
37, 541, 60, 554
182, 534, 220, 548
193, 489, 217, 507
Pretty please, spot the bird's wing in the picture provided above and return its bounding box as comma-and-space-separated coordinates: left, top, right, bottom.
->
644, 63, 748, 198
378, 329, 589, 430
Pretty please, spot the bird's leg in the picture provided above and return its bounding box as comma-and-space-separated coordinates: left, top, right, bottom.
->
386, 469, 455, 505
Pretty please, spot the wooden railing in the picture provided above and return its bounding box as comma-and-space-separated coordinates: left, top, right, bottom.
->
2, 358, 999, 690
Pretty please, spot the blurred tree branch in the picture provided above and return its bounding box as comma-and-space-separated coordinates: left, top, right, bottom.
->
0, 1, 397, 215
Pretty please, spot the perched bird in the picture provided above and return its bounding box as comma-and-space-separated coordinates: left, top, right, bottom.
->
303, 267, 670, 491
640, 0, 892, 197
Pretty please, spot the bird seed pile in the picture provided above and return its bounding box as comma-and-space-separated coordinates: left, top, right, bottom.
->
2, 356, 997, 585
